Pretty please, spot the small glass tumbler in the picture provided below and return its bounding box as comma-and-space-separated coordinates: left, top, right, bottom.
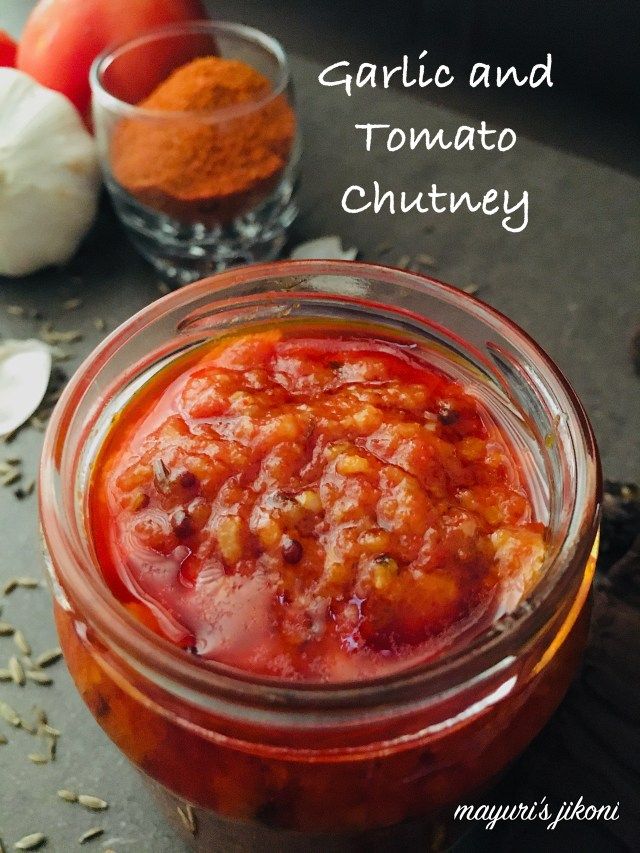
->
91, 22, 300, 284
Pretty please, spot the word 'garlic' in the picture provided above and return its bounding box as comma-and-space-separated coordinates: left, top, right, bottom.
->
0, 68, 100, 277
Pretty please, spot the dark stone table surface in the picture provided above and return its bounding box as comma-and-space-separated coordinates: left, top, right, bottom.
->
0, 42, 638, 853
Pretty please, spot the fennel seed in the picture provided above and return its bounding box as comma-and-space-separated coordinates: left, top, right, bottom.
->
0, 700, 20, 725
28, 752, 49, 764
14, 630, 31, 656
39, 323, 83, 345
63, 297, 83, 311
78, 794, 108, 811
0, 470, 21, 486
57, 788, 78, 802
5, 304, 26, 317
16, 577, 40, 589
177, 803, 197, 835
20, 718, 37, 735
14, 832, 46, 850
0, 621, 14, 636
0, 669, 12, 681
26, 671, 53, 686
9, 655, 26, 686
35, 647, 63, 669
79, 827, 104, 844
14, 482, 36, 500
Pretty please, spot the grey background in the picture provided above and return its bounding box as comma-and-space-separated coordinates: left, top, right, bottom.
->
1, 1, 639, 851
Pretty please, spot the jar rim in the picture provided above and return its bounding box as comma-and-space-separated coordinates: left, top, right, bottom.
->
39, 260, 601, 714
89, 20, 291, 124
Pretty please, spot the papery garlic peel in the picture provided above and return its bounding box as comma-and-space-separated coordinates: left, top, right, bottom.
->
0, 68, 100, 277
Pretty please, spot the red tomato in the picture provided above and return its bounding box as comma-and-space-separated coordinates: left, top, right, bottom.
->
0, 30, 17, 67
17, 0, 210, 121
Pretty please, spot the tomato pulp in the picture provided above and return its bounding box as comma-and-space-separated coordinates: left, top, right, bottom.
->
89, 325, 546, 681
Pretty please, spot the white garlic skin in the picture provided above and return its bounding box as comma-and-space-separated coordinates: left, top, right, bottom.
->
0, 68, 100, 277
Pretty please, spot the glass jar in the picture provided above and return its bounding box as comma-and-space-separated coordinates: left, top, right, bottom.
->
39, 261, 600, 851
90, 22, 300, 284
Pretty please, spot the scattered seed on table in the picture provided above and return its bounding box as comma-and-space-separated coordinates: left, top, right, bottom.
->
57, 788, 77, 802
177, 804, 197, 835
415, 253, 437, 267
0, 621, 14, 636
375, 241, 392, 255
20, 718, 37, 735
78, 827, 104, 844
0, 700, 20, 725
50, 346, 72, 363
28, 752, 49, 764
78, 794, 109, 811
62, 297, 83, 310
0, 669, 12, 681
34, 648, 62, 669
26, 671, 53, 686
39, 324, 83, 345
13, 832, 46, 850
16, 578, 40, 589
462, 283, 479, 295
0, 733, 7, 744
47, 737, 56, 760
39, 723, 61, 738
14, 631, 31, 656
9, 655, 26, 686
396, 254, 411, 268
2, 580, 17, 596
93, 317, 106, 332
15, 481, 36, 501
0, 471, 18, 486
21, 656, 37, 671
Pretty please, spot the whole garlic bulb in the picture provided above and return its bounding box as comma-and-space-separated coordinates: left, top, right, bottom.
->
0, 68, 100, 277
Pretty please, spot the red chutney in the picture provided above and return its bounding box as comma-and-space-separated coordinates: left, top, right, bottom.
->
89, 326, 546, 681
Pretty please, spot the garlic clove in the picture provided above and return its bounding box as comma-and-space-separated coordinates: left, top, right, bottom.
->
0, 338, 52, 438
0, 68, 100, 278
290, 236, 358, 261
